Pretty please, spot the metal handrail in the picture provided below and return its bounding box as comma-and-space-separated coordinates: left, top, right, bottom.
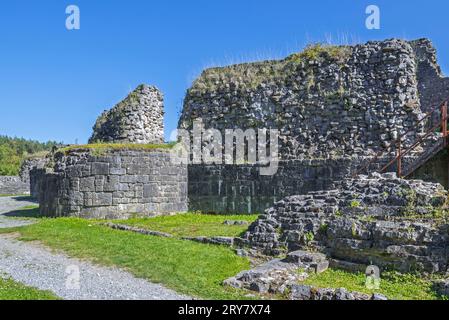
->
353, 99, 449, 177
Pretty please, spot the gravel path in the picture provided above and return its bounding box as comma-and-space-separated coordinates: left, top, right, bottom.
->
0, 196, 38, 228
0, 196, 192, 300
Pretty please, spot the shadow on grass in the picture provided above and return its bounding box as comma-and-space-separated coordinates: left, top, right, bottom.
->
3, 206, 42, 218
12, 196, 37, 203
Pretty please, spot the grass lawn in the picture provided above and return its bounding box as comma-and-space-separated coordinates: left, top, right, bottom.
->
6, 218, 252, 299
0, 277, 58, 300
302, 268, 444, 300
113, 213, 259, 238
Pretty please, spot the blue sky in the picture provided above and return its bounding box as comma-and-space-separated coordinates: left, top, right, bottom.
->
0, 0, 448, 143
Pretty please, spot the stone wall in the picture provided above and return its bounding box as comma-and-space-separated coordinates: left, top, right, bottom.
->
179, 38, 449, 214
189, 159, 356, 214
89, 84, 165, 144
411, 39, 449, 115
180, 39, 429, 159
19, 157, 48, 185
35, 147, 188, 219
241, 173, 449, 274
0, 176, 29, 195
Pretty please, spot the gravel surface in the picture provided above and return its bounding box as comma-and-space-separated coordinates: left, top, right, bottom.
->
0, 196, 38, 228
0, 196, 192, 300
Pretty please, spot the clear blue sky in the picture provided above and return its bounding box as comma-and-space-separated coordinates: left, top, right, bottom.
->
1, 0, 448, 144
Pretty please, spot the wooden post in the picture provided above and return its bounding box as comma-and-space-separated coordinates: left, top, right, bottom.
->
397, 140, 402, 178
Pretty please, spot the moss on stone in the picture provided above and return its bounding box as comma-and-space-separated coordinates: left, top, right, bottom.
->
58, 142, 177, 156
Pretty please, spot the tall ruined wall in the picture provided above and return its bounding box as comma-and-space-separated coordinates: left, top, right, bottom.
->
180, 39, 427, 159
180, 38, 449, 214
89, 84, 165, 144
411, 39, 449, 114
35, 148, 188, 219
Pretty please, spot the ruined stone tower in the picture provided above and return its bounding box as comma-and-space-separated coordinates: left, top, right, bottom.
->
89, 84, 164, 144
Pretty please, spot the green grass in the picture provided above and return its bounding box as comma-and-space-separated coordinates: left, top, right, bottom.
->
59, 142, 177, 155
302, 268, 442, 300
0, 277, 58, 300
10, 218, 251, 299
113, 213, 259, 238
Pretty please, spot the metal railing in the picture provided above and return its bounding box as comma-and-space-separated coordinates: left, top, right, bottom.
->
353, 99, 449, 178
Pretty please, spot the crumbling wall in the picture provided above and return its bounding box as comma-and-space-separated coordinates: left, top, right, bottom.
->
180, 38, 449, 214
180, 39, 426, 159
89, 84, 165, 144
411, 39, 449, 114
36, 148, 188, 219
20, 157, 48, 185
241, 173, 449, 274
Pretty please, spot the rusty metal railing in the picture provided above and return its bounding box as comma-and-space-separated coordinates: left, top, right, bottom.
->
353, 99, 449, 178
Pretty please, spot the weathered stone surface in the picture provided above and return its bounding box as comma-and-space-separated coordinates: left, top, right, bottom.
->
182, 236, 234, 246
433, 279, 449, 297
223, 220, 250, 226
34, 148, 188, 219
19, 157, 48, 185
89, 84, 164, 144
223, 252, 329, 294
289, 284, 382, 301
0, 176, 29, 195
182, 38, 449, 214
0, 156, 48, 196
242, 173, 449, 274
104, 223, 174, 238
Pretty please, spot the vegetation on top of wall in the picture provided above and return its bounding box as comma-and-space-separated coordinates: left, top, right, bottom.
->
189, 44, 352, 94
58, 142, 177, 156
0, 135, 59, 176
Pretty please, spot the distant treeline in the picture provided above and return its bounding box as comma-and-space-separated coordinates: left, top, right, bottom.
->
0, 135, 60, 176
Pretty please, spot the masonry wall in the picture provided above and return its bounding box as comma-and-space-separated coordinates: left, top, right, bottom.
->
411, 39, 449, 115
35, 148, 188, 219
188, 159, 355, 214
180, 39, 428, 160
180, 38, 449, 214
0, 176, 29, 195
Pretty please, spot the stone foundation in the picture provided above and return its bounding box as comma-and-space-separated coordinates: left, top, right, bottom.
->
34, 147, 188, 219
188, 156, 422, 214
241, 173, 449, 274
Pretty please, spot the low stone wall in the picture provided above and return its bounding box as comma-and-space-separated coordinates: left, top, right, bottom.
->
35, 148, 188, 219
188, 159, 354, 214
0, 176, 29, 195
187, 156, 422, 214
242, 173, 449, 274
